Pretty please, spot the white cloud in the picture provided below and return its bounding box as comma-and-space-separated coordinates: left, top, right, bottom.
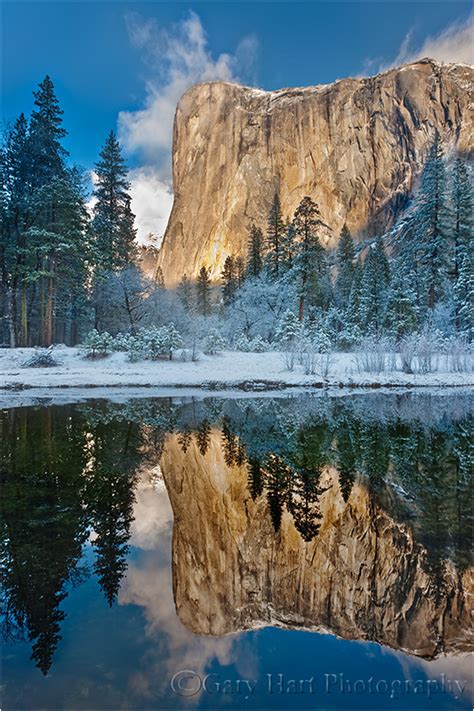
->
119, 10, 258, 170
364, 13, 473, 74
128, 166, 173, 245
118, 11, 258, 244
392, 13, 473, 67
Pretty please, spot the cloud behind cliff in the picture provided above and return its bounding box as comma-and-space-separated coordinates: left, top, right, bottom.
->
119, 10, 258, 168
365, 12, 474, 74
118, 11, 258, 244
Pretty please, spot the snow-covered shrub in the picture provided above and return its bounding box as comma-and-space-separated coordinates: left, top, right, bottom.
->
336, 325, 362, 351
179, 348, 199, 362
221, 273, 298, 344
22, 347, 59, 368
112, 332, 136, 352
301, 331, 333, 377
81, 330, 114, 358
275, 310, 301, 346
354, 336, 389, 373
235, 334, 253, 352
125, 336, 145, 362
399, 334, 418, 374
160, 323, 183, 360
204, 329, 227, 355
443, 335, 472, 373
275, 310, 302, 371
249, 336, 270, 352
138, 324, 183, 361
415, 326, 442, 374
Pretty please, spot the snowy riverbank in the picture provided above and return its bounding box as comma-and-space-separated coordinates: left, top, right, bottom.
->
1, 347, 473, 393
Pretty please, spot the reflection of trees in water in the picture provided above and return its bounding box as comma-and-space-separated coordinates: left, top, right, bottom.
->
209, 399, 472, 562
2, 407, 89, 675
85, 421, 141, 606
247, 457, 263, 500
2, 394, 472, 674
1, 406, 142, 674
195, 420, 211, 455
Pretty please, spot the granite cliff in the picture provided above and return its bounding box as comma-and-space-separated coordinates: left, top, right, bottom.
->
156, 59, 473, 283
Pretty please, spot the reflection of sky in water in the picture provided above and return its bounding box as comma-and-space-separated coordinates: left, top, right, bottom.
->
3, 396, 473, 711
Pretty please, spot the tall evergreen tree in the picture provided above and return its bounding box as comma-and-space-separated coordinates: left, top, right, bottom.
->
335, 223, 355, 306
384, 250, 418, 340
91, 131, 137, 272
235, 255, 245, 288
453, 250, 473, 340
359, 236, 390, 335
281, 220, 297, 272
221, 256, 236, 305
196, 265, 211, 315
177, 273, 193, 311
265, 192, 285, 277
450, 157, 473, 333
292, 196, 328, 320
347, 261, 363, 329
2, 114, 32, 346
246, 224, 263, 278
27, 169, 89, 345
2, 78, 88, 346
29, 75, 68, 188
415, 131, 450, 310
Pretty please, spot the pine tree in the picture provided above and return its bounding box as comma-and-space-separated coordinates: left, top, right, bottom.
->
275, 309, 301, 346
235, 256, 245, 288
246, 224, 263, 278
196, 265, 211, 315
177, 273, 193, 311
451, 157, 472, 280
384, 249, 418, 340
221, 256, 236, 305
292, 196, 328, 320
347, 262, 363, 329
450, 157, 473, 332
335, 223, 355, 307
2, 114, 32, 346
265, 192, 285, 277
415, 131, 450, 310
2, 77, 80, 347
281, 221, 296, 272
153, 265, 164, 288
359, 236, 390, 335
91, 131, 137, 272
453, 250, 473, 340
26, 169, 89, 345
29, 75, 68, 188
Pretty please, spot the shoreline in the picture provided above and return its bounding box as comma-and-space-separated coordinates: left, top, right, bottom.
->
1, 383, 473, 410
1, 348, 473, 403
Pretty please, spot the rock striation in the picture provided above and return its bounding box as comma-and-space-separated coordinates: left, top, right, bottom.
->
160, 431, 473, 658
156, 59, 473, 283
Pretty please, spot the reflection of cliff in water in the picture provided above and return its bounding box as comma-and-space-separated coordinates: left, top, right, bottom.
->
162, 428, 473, 659
1, 392, 472, 675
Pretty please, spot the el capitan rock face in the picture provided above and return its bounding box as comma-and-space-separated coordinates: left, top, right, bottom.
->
157, 59, 473, 283
160, 432, 473, 659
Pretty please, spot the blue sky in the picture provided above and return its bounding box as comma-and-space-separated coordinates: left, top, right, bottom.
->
3, 1, 473, 240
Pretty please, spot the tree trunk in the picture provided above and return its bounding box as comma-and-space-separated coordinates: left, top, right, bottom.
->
5, 287, 17, 348
20, 284, 28, 347
298, 295, 305, 322
44, 272, 55, 347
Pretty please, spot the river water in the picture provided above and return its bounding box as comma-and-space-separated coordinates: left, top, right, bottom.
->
1, 391, 472, 709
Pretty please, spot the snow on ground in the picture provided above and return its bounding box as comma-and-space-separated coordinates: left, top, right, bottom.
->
1, 347, 473, 394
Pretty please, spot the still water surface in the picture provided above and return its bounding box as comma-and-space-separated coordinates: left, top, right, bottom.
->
2, 391, 473, 709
